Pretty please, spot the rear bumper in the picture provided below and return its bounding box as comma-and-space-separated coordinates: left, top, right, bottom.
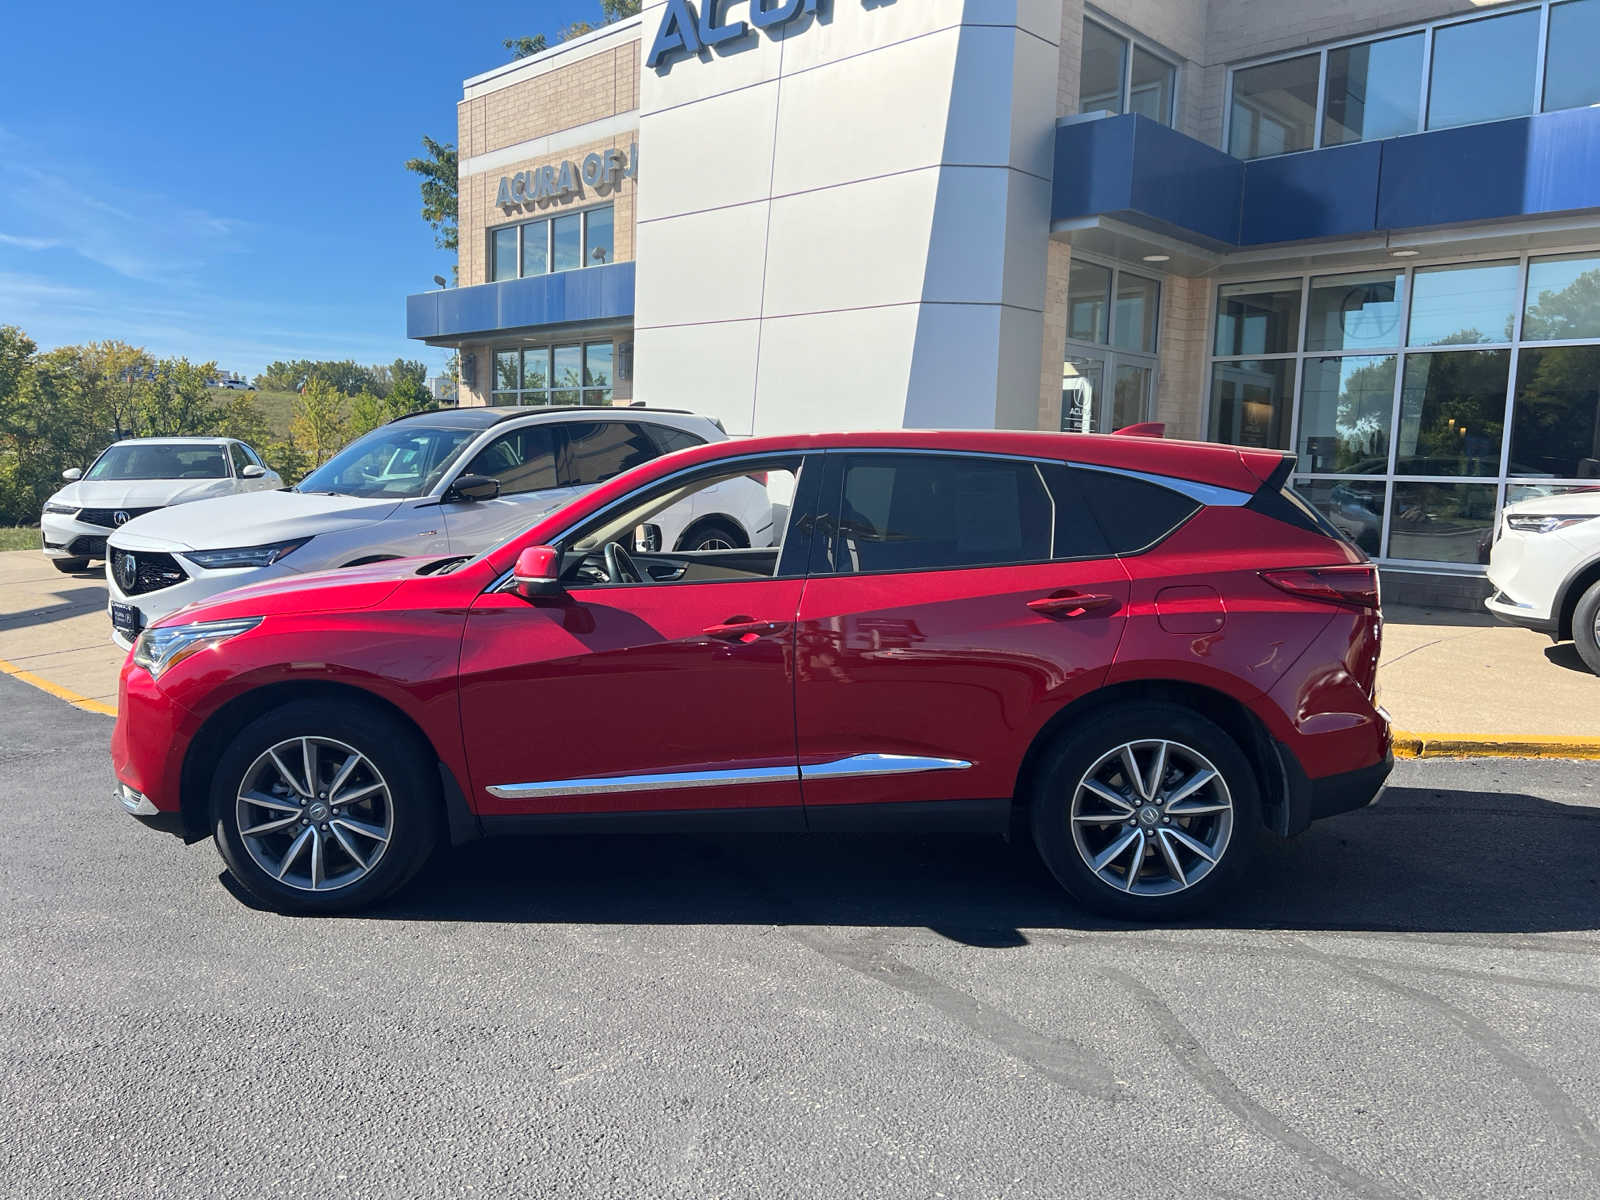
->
1306, 753, 1393, 822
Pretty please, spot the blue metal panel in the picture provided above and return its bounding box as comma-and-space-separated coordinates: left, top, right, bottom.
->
407, 261, 636, 341
1240, 140, 1381, 245
1124, 120, 1242, 247
1053, 115, 1136, 223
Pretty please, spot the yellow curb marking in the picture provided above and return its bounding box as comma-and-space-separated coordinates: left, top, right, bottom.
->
1393, 731, 1600, 760
0, 655, 117, 716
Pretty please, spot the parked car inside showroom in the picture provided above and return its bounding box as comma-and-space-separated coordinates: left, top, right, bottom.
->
1485, 487, 1600, 673
110, 429, 1391, 920
41, 437, 280, 573
103, 406, 766, 648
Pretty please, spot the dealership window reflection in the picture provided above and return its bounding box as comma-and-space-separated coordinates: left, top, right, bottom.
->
1079, 19, 1176, 126
489, 204, 615, 282
491, 341, 615, 407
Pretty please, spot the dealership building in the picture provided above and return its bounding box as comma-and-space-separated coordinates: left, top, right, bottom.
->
407, 0, 1600, 598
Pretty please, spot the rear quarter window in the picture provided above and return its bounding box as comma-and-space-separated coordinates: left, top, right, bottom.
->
1071, 469, 1201, 555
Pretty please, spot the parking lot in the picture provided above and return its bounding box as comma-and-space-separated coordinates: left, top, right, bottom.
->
2, 669, 1597, 1198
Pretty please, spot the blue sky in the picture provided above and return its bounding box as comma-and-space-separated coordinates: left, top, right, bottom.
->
1, 0, 601, 379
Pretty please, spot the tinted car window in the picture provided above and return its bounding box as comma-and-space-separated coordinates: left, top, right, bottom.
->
228, 443, 251, 475
86, 444, 230, 481
561, 421, 659, 486
1074, 469, 1200, 553
463, 426, 560, 496
650, 425, 705, 454
830, 454, 1054, 573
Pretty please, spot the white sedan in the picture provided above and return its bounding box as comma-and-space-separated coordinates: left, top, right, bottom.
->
1485, 488, 1600, 674
41, 438, 281, 573
104, 406, 771, 648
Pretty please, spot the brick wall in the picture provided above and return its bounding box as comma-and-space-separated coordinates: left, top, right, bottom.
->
1154, 274, 1209, 441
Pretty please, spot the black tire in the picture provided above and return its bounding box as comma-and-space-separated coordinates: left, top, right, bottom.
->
1029, 703, 1261, 921
52, 557, 90, 573
1572, 578, 1600, 676
211, 699, 441, 914
677, 518, 746, 553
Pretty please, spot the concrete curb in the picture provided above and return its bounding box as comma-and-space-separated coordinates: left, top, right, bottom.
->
0, 656, 117, 717
1393, 731, 1600, 760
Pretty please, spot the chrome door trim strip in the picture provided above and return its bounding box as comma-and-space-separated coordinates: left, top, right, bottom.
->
486, 753, 972, 800
486, 764, 798, 800
800, 753, 972, 781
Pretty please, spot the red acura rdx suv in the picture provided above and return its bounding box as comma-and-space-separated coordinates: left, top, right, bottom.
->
111, 430, 1390, 918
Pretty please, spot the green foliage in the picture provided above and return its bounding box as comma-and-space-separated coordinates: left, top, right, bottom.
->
0, 525, 41, 551
404, 135, 459, 257
256, 359, 384, 396
263, 437, 312, 487
136, 358, 223, 437
290, 378, 350, 467
504, 34, 548, 58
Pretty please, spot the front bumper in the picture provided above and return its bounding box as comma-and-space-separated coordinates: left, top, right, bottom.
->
41, 512, 112, 559
117, 781, 187, 837
1485, 591, 1559, 635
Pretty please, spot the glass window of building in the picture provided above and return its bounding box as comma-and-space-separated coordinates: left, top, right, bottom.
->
1426, 8, 1540, 131
552, 213, 583, 273
492, 227, 518, 283
1523, 253, 1600, 342
523, 348, 549, 395
1078, 19, 1176, 126
1407, 261, 1520, 347
1228, 55, 1319, 158
1078, 20, 1127, 115
1323, 33, 1424, 146
1544, 0, 1600, 112
1128, 46, 1175, 123
493, 349, 520, 400
1068, 260, 1112, 343
488, 341, 614, 406
1209, 359, 1295, 449
1211, 251, 1600, 565
585, 207, 614, 266
1395, 350, 1508, 476
1298, 355, 1397, 473
1215, 280, 1301, 357
583, 342, 614, 407
521, 219, 549, 277
1511, 346, 1600, 478
1111, 272, 1160, 353
1306, 271, 1404, 352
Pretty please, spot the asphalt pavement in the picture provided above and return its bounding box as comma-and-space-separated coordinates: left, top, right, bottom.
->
1, 671, 1598, 1199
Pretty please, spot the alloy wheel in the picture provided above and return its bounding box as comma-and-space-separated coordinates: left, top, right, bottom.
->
235, 736, 394, 893
1068, 739, 1234, 897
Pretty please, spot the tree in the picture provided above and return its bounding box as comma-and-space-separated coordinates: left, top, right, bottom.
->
79, 340, 152, 442
404, 136, 458, 257
137, 359, 222, 437
290, 378, 349, 467
348, 388, 390, 438
218, 392, 270, 448
504, 34, 548, 58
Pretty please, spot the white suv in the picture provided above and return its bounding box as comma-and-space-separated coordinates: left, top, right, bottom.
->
104, 407, 771, 648
1485, 489, 1600, 673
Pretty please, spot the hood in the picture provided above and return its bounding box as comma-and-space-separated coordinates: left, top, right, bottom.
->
110, 489, 405, 552
155, 558, 425, 628
1502, 487, 1600, 517
52, 477, 236, 510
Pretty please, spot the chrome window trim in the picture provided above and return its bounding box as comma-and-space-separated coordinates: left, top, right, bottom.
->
487, 753, 971, 799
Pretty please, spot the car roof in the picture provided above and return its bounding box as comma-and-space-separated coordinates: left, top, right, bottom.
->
384, 404, 704, 430
108, 436, 235, 446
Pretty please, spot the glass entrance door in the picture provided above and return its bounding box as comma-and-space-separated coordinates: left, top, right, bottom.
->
1063, 350, 1156, 433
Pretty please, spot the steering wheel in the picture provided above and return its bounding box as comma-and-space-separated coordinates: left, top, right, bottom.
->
603, 540, 647, 584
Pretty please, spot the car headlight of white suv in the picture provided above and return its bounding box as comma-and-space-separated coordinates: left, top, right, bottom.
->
181, 538, 311, 570
1505, 514, 1597, 535
131, 618, 263, 679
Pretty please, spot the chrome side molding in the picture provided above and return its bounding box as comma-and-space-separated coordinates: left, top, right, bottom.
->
487, 753, 972, 800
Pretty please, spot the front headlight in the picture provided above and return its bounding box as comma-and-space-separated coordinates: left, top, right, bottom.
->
42, 501, 78, 515
181, 538, 310, 570
131, 617, 263, 679
1505, 514, 1597, 535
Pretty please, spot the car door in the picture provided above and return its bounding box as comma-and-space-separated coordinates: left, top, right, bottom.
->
438, 423, 580, 553
792, 451, 1132, 820
458, 453, 818, 822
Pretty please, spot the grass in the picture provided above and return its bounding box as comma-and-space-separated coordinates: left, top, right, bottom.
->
208, 387, 303, 442
0, 526, 41, 552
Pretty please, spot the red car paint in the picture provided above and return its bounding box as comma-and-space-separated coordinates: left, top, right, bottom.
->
111, 430, 1388, 846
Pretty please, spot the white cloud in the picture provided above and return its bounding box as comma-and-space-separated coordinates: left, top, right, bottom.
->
0, 232, 62, 251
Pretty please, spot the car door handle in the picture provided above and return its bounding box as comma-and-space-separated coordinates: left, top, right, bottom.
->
1027, 592, 1117, 619
704, 618, 788, 642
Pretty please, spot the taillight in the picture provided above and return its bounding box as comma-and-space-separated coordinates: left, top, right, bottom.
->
1261, 565, 1380, 610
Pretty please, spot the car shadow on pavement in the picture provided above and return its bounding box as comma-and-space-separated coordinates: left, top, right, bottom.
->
0, 583, 106, 635
305, 783, 1600, 938
1543, 642, 1595, 676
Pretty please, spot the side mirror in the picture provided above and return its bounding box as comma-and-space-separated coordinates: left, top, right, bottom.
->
62, 468, 82, 482
448, 473, 501, 502
635, 523, 663, 553
241, 464, 266, 478
512, 545, 565, 601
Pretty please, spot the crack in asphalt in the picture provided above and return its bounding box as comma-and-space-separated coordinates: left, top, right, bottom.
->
1296, 941, 1600, 1185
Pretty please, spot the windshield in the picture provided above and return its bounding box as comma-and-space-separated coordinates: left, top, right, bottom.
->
296, 425, 479, 499
85, 443, 230, 481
